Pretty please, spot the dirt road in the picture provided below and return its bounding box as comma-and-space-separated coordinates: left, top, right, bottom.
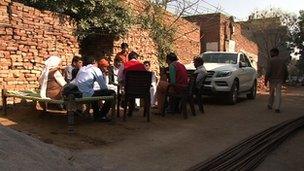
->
1, 86, 304, 170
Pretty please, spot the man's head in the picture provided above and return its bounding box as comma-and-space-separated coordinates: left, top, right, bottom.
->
128, 51, 139, 61
166, 52, 178, 65
193, 56, 204, 68
83, 56, 96, 66
270, 48, 279, 57
143, 61, 151, 71
121, 43, 129, 53
114, 57, 122, 68
72, 55, 83, 69
98, 59, 110, 74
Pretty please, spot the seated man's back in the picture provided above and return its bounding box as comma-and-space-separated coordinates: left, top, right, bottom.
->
73, 64, 107, 97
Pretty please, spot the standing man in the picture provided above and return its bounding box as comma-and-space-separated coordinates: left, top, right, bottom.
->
115, 43, 129, 64
72, 56, 115, 122
265, 48, 288, 113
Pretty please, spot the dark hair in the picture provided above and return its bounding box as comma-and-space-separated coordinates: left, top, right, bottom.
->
270, 48, 279, 56
143, 61, 151, 66
83, 56, 96, 66
166, 52, 178, 62
114, 57, 122, 63
128, 51, 139, 60
121, 43, 129, 49
72, 55, 82, 64
194, 56, 204, 64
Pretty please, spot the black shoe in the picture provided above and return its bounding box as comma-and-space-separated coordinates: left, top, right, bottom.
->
275, 109, 281, 113
267, 105, 272, 110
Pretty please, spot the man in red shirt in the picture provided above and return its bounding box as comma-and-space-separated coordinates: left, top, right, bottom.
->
117, 51, 146, 83
117, 51, 146, 116
156, 52, 188, 114
115, 43, 129, 64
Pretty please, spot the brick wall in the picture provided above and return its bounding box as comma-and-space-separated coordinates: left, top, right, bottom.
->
124, 0, 200, 65
0, 0, 200, 104
79, 0, 200, 73
0, 0, 79, 103
185, 13, 258, 67
184, 13, 221, 53
233, 24, 258, 68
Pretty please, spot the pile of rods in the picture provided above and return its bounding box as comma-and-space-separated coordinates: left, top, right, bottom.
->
188, 115, 304, 171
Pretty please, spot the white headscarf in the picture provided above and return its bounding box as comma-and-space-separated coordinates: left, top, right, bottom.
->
39, 56, 62, 98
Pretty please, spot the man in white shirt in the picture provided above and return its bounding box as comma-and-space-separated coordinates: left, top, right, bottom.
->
72, 56, 115, 122
143, 61, 158, 106
194, 56, 207, 89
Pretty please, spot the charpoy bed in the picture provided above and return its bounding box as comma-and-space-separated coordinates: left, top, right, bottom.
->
1, 89, 116, 133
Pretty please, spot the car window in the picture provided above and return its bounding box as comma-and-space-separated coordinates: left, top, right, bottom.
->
239, 54, 245, 63
203, 53, 238, 64
244, 55, 252, 67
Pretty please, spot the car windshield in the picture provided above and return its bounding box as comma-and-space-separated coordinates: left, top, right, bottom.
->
203, 53, 238, 64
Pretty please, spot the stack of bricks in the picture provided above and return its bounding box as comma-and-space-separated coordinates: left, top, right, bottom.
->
0, 0, 79, 100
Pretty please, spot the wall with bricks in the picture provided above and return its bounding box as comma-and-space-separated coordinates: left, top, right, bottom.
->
184, 13, 221, 52
0, 0, 79, 103
75, 0, 200, 74
0, 0, 200, 104
123, 0, 200, 65
185, 13, 258, 66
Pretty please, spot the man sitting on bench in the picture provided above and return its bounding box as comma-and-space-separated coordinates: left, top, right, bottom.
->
72, 56, 115, 122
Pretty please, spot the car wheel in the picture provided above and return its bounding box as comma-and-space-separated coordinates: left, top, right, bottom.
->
247, 80, 257, 99
228, 80, 239, 105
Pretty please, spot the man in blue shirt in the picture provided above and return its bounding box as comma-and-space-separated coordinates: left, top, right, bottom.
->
72, 56, 115, 122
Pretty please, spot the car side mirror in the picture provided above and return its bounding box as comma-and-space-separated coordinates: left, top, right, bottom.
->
239, 62, 246, 68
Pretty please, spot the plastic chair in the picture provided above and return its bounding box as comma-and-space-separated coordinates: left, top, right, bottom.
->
123, 71, 152, 122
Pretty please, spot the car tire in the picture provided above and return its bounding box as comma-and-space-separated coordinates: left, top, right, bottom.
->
228, 80, 239, 105
247, 80, 257, 99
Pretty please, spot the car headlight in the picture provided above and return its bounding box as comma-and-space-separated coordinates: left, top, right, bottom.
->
216, 71, 232, 77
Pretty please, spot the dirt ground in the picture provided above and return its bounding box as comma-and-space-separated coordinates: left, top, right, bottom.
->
0, 86, 304, 170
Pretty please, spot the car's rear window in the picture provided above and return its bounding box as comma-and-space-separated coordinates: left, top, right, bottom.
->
203, 53, 238, 64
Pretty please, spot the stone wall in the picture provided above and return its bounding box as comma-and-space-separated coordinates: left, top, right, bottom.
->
0, 0, 79, 102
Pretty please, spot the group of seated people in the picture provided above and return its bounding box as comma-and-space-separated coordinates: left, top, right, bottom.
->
38, 43, 207, 122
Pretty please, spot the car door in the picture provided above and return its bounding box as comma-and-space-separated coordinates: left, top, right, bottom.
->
243, 55, 256, 90
238, 54, 247, 92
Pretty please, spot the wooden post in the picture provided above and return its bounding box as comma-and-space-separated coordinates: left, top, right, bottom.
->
66, 94, 76, 134
111, 95, 116, 121
2, 89, 7, 115
117, 85, 121, 118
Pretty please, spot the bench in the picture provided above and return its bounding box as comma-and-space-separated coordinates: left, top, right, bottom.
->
1, 89, 116, 133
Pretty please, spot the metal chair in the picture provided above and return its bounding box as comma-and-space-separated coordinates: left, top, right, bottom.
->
123, 71, 152, 122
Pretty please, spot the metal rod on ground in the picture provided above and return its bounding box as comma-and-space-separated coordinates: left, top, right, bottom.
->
188, 116, 304, 171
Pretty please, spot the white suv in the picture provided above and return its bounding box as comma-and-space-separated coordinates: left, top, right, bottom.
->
187, 52, 257, 104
